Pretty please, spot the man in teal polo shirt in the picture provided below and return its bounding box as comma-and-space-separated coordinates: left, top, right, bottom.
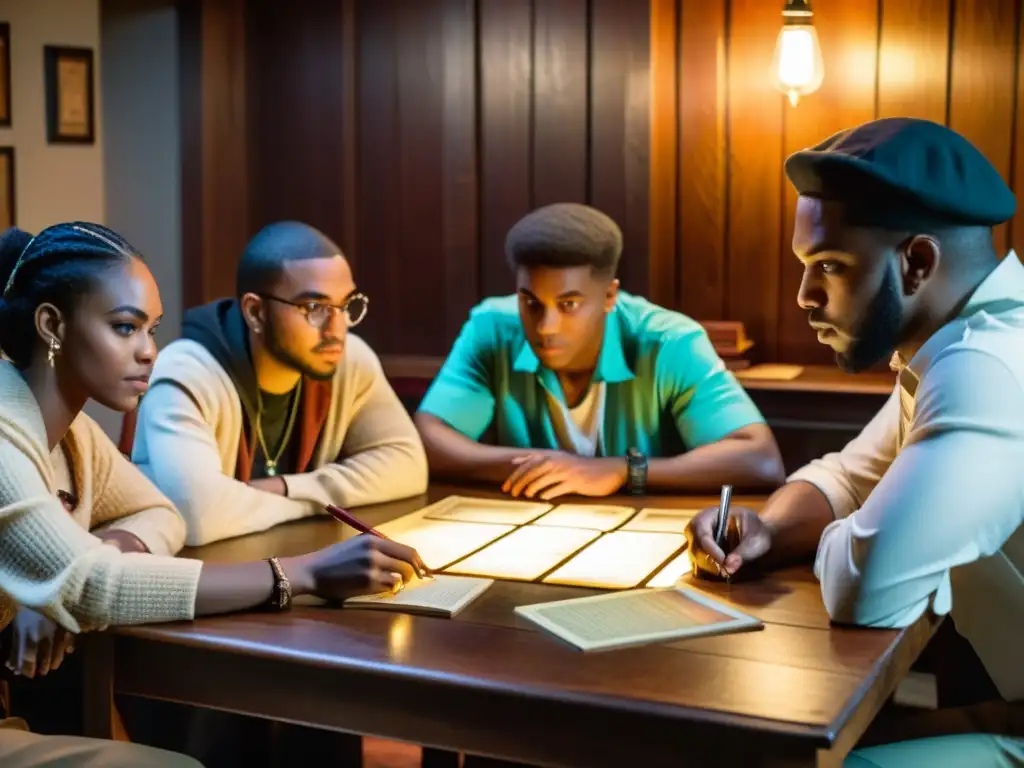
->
414, 203, 785, 499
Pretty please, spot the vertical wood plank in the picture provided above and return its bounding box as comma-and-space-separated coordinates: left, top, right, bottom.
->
648, 0, 678, 310
1012, 0, 1024, 259
532, 0, 588, 208
948, 0, 1018, 255
678, 0, 727, 320
778, 0, 879, 365
726, 0, 784, 361
179, 0, 249, 307
245, 2, 346, 240
590, 0, 652, 295
341, 0, 358, 261
479, 0, 532, 297
441, 0, 479, 343
356, 2, 402, 351
395, 0, 447, 354
877, 0, 950, 122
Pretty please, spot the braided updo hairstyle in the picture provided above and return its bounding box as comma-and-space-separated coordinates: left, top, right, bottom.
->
0, 222, 141, 368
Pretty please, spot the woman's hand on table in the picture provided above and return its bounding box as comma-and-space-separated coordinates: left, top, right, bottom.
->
284, 534, 428, 599
5, 608, 74, 678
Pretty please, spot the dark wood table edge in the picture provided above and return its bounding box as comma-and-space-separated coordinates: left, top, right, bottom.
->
85, 632, 844, 768
80, 612, 940, 768
824, 613, 943, 759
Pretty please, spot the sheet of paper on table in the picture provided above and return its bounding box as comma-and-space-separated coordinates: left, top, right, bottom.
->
533, 504, 636, 531
375, 517, 514, 571
421, 495, 552, 525
734, 363, 804, 381
645, 551, 693, 587
515, 586, 763, 652
448, 525, 600, 581
344, 574, 493, 618
622, 508, 700, 534
543, 530, 685, 589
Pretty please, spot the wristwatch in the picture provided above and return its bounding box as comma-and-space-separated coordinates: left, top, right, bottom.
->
266, 556, 292, 611
625, 448, 647, 495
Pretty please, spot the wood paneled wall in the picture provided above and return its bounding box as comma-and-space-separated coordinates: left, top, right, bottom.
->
180, 0, 1024, 364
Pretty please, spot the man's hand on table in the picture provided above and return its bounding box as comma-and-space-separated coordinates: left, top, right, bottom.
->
685, 505, 771, 579
501, 452, 628, 500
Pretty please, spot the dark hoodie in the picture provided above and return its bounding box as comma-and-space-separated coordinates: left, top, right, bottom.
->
180, 298, 332, 482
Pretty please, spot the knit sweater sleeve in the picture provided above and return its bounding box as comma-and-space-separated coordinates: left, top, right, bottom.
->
282, 336, 429, 507
0, 437, 202, 634
77, 414, 188, 557
134, 362, 322, 548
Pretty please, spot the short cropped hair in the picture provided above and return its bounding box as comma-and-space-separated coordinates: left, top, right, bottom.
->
236, 221, 345, 296
504, 203, 623, 278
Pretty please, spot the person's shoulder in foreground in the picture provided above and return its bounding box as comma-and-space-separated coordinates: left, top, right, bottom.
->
415, 201, 784, 497
133, 220, 427, 546
686, 117, 1024, 705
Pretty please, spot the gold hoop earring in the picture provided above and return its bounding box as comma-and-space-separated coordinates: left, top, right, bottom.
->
47, 339, 61, 367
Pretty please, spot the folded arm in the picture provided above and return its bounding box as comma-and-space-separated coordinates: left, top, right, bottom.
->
135, 382, 320, 547
756, 386, 904, 568
814, 350, 1024, 627
0, 440, 201, 633
282, 348, 429, 507
657, 333, 785, 491
415, 412, 533, 483
647, 423, 785, 492
416, 311, 533, 482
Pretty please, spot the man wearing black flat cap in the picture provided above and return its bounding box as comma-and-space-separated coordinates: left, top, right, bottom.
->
686, 118, 1023, 764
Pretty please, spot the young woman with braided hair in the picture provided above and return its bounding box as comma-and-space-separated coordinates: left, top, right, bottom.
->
0, 222, 425, 766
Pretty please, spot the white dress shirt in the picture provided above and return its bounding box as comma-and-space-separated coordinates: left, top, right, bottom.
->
790, 251, 1024, 701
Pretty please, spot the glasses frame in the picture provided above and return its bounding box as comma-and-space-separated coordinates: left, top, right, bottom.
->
258, 292, 369, 329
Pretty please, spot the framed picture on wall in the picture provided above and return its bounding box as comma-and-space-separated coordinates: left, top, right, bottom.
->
0, 147, 16, 230
0, 23, 11, 127
44, 45, 94, 143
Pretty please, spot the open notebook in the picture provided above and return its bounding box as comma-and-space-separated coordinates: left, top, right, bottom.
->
516, 586, 762, 652
343, 575, 493, 618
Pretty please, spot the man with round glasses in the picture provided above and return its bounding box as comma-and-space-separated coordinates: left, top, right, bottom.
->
131, 220, 428, 547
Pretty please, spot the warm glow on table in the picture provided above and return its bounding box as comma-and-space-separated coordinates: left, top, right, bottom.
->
376, 518, 514, 570
646, 551, 693, 587
533, 504, 636, 531
622, 508, 700, 534
544, 530, 686, 589
449, 525, 600, 581
422, 495, 552, 525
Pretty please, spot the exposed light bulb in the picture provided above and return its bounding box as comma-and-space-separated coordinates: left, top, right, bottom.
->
770, 0, 824, 106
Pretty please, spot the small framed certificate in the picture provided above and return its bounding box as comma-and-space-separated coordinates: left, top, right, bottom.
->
45, 46, 95, 144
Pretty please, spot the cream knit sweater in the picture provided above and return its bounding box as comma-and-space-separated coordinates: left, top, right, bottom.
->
0, 362, 201, 635
133, 334, 428, 547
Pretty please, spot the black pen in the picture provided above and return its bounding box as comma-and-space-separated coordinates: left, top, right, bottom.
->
714, 484, 733, 582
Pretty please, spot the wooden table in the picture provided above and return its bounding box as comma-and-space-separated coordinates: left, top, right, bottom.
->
83, 485, 937, 768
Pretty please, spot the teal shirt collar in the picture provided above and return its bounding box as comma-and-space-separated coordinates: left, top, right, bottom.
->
512, 306, 635, 388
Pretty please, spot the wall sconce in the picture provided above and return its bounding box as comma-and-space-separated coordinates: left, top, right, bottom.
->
770, 0, 824, 106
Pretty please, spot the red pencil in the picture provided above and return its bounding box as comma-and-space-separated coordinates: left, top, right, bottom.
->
325, 504, 431, 578
325, 503, 387, 539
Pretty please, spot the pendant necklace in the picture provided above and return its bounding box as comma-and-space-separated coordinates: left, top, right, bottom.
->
254, 379, 302, 477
